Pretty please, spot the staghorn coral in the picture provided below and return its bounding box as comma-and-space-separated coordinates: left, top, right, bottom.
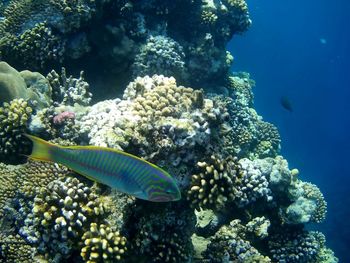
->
187, 155, 243, 211
81, 222, 127, 263
46, 67, 92, 107
0, 98, 32, 163
20, 176, 108, 262
132, 35, 186, 81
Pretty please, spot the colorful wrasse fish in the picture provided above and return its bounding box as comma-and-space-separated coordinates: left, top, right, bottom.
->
24, 134, 181, 202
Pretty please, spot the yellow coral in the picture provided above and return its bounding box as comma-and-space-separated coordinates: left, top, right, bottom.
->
81, 222, 127, 263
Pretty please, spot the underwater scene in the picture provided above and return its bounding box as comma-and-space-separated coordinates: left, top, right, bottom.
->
0, 0, 348, 262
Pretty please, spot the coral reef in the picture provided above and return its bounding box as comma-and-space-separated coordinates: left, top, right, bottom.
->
0, 0, 338, 262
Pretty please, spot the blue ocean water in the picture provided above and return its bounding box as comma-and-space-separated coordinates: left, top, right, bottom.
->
228, 0, 350, 261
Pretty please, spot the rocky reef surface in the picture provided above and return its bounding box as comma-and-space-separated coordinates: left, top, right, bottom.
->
0, 0, 338, 262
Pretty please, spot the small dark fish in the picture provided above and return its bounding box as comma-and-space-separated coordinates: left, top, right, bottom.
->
280, 96, 293, 112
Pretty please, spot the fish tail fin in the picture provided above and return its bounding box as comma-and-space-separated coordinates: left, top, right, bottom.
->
24, 134, 56, 162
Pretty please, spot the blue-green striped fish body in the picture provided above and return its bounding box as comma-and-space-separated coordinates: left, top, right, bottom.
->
25, 134, 181, 202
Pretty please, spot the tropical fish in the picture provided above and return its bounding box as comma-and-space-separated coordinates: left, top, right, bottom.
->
280, 96, 293, 112
24, 134, 181, 202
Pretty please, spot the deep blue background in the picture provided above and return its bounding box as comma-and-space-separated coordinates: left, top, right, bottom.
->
228, 0, 350, 261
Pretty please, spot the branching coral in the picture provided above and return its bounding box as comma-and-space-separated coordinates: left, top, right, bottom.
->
81, 222, 127, 263
203, 219, 271, 262
46, 67, 92, 107
268, 228, 326, 263
0, 0, 97, 68
132, 35, 186, 81
0, 98, 32, 163
79, 75, 227, 170
187, 155, 242, 211
128, 203, 195, 263
20, 176, 108, 262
